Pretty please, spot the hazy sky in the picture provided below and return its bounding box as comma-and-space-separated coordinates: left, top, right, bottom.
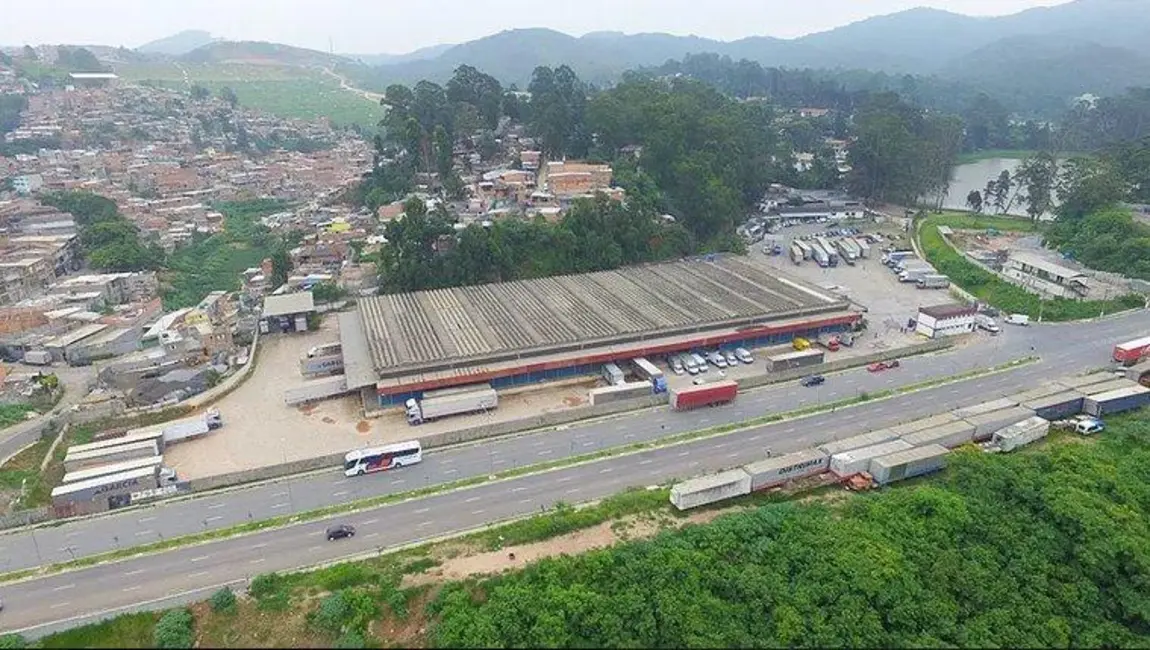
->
4, 0, 1073, 54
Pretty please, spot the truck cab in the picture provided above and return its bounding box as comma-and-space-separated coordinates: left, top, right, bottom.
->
204, 408, 224, 430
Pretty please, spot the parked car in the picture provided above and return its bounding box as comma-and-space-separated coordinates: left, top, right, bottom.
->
326, 524, 356, 541
800, 375, 825, 387
735, 347, 753, 364
724, 350, 738, 366
1075, 418, 1104, 435
669, 356, 685, 375
867, 359, 901, 372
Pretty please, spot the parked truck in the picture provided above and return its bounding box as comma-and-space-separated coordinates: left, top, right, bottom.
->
854, 238, 871, 259
815, 237, 839, 266
1113, 335, 1150, 366
405, 385, 498, 425
670, 380, 738, 410
789, 243, 804, 265
975, 314, 1000, 334
795, 239, 813, 260
835, 239, 859, 265
162, 408, 224, 444
810, 241, 830, 268
916, 274, 950, 289
882, 250, 916, 267
898, 268, 934, 283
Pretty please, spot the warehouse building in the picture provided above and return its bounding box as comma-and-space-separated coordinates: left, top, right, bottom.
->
915, 303, 977, 339
260, 291, 315, 334
339, 256, 860, 407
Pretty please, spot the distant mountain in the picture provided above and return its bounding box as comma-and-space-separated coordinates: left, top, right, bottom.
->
180, 40, 353, 68
357, 0, 1150, 111
346, 43, 454, 67
138, 30, 218, 56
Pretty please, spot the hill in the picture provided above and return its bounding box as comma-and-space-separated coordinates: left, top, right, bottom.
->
181, 40, 354, 69
138, 30, 217, 56
357, 0, 1150, 112
345, 43, 454, 66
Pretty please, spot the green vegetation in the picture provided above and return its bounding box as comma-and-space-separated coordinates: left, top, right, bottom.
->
153, 609, 195, 648
955, 148, 1038, 164
35, 611, 157, 648
918, 213, 1144, 320
432, 412, 1150, 648
0, 403, 38, 429
162, 198, 294, 309
0, 353, 1029, 585
40, 192, 163, 272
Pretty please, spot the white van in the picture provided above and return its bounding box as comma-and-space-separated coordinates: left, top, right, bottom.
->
690, 353, 709, 372
1005, 313, 1031, 326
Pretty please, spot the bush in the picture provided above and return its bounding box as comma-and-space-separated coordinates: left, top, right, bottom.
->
209, 586, 237, 613
0, 634, 26, 649
248, 572, 291, 611
152, 608, 194, 649
315, 562, 372, 591
334, 630, 367, 649
309, 590, 378, 636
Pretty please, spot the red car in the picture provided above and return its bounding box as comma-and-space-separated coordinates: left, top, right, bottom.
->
868, 359, 901, 372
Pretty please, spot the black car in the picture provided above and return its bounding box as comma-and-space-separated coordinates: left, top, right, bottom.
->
800, 375, 825, 387
325, 524, 356, 541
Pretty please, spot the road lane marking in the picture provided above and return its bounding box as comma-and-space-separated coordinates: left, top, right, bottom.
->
582, 441, 595, 447
639, 459, 653, 465
271, 502, 290, 509
748, 435, 761, 441
52, 584, 75, 591
135, 530, 154, 537
599, 467, 613, 474
362, 518, 379, 525
206, 502, 226, 509
727, 452, 740, 459
332, 479, 348, 486
532, 440, 546, 447
519, 498, 533, 504
250, 558, 266, 564
689, 461, 700, 468
190, 556, 210, 563
492, 458, 507, 465
677, 451, 689, 457
123, 585, 142, 592
205, 516, 222, 523
138, 516, 156, 523
537, 449, 553, 456
310, 545, 323, 552
391, 479, 406, 485
471, 509, 486, 515
49, 602, 70, 609
444, 468, 458, 475
366, 532, 380, 539
189, 571, 210, 579
418, 521, 433, 527
252, 543, 268, 549
333, 490, 349, 498
414, 507, 430, 514
512, 486, 528, 492
271, 491, 289, 498
125, 569, 145, 577
565, 488, 580, 495
557, 476, 574, 482
465, 496, 481, 503
712, 442, 727, 449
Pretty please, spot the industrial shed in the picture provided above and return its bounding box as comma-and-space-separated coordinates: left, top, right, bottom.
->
261, 291, 316, 334
346, 256, 860, 406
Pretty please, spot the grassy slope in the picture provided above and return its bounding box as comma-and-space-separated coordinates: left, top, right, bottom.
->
116, 62, 384, 128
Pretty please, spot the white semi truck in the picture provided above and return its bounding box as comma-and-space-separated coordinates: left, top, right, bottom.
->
405, 384, 498, 425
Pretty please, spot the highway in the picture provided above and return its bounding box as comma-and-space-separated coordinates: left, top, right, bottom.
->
0, 311, 1145, 636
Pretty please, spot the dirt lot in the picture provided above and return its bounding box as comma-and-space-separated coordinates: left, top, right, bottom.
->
165, 315, 606, 480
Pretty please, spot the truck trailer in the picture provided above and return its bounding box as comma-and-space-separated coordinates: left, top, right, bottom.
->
405, 384, 498, 425
670, 380, 738, 410
161, 408, 224, 445
1113, 335, 1150, 366
917, 274, 950, 290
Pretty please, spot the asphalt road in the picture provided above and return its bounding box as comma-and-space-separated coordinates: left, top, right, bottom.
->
0, 311, 1145, 636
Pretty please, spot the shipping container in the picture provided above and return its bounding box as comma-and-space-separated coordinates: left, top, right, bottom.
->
1113, 335, 1150, 365
669, 469, 752, 510
64, 440, 161, 473
1124, 359, 1150, 386
1079, 378, 1139, 397
589, 381, 654, 406
900, 420, 976, 449
22, 349, 52, 365
1006, 382, 1078, 404
818, 429, 898, 456
299, 353, 344, 377
854, 238, 871, 258
743, 448, 830, 491
830, 440, 914, 477
670, 381, 738, 410
991, 416, 1050, 452
62, 456, 167, 485
951, 397, 1020, 419
870, 444, 949, 485
1083, 384, 1150, 417
50, 465, 160, 509
407, 385, 498, 424
1056, 373, 1125, 392
1022, 391, 1086, 421
766, 348, 825, 372
887, 412, 958, 437
962, 405, 1037, 440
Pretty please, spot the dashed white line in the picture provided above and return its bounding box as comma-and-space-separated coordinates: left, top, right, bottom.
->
188, 571, 210, 579
189, 555, 210, 563
207, 502, 226, 509
624, 433, 636, 439
366, 532, 380, 539
138, 516, 156, 523
205, 516, 222, 523
309, 546, 323, 552
557, 475, 574, 483
391, 479, 406, 485
677, 451, 690, 457
418, 521, 433, 527
537, 449, 554, 456
332, 479, 348, 486
581, 441, 595, 447
748, 435, 762, 442
250, 558, 266, 565
252, 543, 268, 550
565, 488, 581, 495
712, 442, 727, 449
639, 459, 653, 465
599, 467, 613, 474
519, 498, 533, 504
52, 584, 75, 592
414, 507, 430, 514
271, 502, 290, 509
472, 509, 486, 515
125, 569, 145, 577
443, 468, 458, 475
333, 490, 349, 498
727, 452, 740, 459
512, 486, 528, 492
270, 491, 289, 498
362, 518, 379, 525
135, 530, 154, 537
123, 585, 142, 592
49, 602, 70, 609
465, 496, 481, 503
532, 440, 546, 447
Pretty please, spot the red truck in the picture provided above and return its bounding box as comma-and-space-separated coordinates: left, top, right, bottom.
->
670, 380, 739, 410
1113, 336, 1150, 366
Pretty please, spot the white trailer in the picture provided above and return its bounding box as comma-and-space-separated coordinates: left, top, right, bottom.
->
669, 469, 751, 511
990, 416, 1050, 452
854, 238, 871, 258
830, 439, 913, 476
870, 445, 949, 485
406, 384, 498, 425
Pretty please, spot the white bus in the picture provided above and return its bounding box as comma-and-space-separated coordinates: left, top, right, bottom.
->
344, 440, 423, 477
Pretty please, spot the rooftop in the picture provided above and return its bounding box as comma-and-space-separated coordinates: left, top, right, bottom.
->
1008, 252, 1086, 281
919, 303, 977, 320
263, 291, 315, 318
357, 256, 847, 378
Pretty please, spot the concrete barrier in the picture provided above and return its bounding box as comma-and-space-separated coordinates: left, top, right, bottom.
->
186, 451, 346, 493
0, 507, 52, 529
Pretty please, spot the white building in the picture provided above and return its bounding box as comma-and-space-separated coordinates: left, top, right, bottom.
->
916, 304, 977, 339
1003, 253, 1088, 299
11, 174, 44, 195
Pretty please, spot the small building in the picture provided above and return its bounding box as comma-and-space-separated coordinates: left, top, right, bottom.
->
261, 291, 316, 334
915, 304, 977, 339
1003, 253, 1088, 299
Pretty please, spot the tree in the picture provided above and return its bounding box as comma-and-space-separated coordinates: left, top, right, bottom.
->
1016, 152, 1059, 221
446, 64, 504, 129
528, 65, 589, 158
21, 45, 38, 61
270, 248, 292, 289
190, 85, 210, 101
966, 190, 983, 213
219, 86, 239, 109
1055, 156, 1126, 220
991, 170, 1012, 213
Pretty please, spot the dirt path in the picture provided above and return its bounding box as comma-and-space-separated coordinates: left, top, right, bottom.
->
322, 68, 385, 104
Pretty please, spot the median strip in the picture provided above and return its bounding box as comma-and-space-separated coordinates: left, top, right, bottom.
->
0, 354, 1038, 584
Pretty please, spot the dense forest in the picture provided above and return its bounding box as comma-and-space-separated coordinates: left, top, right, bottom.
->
430, 417, 1150, 648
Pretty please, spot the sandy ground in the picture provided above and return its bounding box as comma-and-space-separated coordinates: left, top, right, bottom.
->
404, 506, 734, 587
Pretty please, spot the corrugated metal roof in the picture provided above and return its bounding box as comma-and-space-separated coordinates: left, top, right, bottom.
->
263, 291, 315, 318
